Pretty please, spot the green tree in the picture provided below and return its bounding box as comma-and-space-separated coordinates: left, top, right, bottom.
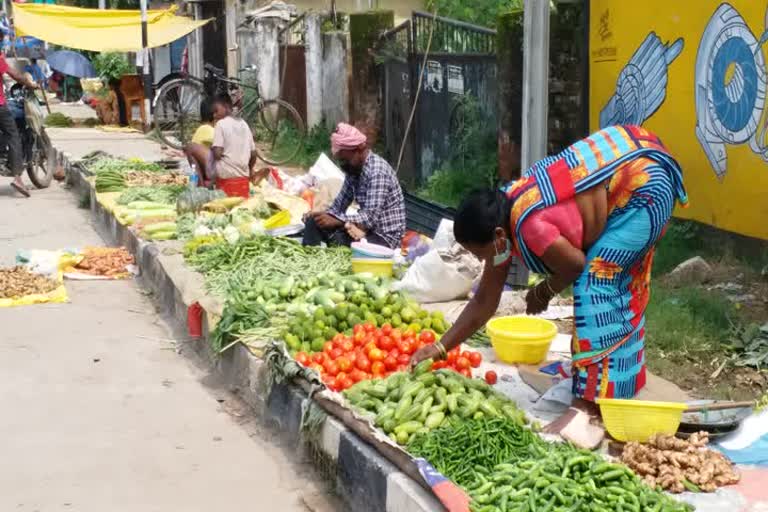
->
424, 0, 523, 28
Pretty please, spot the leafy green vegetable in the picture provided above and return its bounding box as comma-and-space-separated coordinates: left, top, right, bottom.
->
117, 185, 186, 206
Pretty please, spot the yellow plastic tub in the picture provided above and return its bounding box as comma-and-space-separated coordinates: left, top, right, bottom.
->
485, 316, 558, 364
351, 258, 393, 278
264, 210, 291, 230
597, 399, 687, 442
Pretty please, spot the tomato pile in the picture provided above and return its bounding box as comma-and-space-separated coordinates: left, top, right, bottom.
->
293, 322, 484, 391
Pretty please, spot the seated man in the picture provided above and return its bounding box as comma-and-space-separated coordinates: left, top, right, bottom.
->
303, 123, 405, 250
210, 93, 257, 198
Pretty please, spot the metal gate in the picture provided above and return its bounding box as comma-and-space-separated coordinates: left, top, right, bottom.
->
379, 11, 498, 186
278, 15, 308, 124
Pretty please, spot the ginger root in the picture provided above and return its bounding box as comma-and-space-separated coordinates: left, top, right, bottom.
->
621, 432, 740, 494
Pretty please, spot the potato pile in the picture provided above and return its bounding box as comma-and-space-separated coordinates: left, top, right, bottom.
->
0, 266, 59, 299
621, 432, 740, 493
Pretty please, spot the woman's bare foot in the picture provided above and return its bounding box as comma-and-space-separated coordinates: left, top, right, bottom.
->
544, 398, 601, 434
544, 402, 605, 449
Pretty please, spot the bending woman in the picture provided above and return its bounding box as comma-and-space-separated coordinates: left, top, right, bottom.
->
410, 125, 687, 410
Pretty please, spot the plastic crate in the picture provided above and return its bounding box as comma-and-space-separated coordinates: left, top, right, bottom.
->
404, 192, 455, 238
403, 192, 529, 288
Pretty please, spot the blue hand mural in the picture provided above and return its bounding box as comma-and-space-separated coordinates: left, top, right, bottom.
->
600, 32, 684, 129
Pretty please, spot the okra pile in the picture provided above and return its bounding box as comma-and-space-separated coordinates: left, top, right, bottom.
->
408, 417, 693, 512
343, 364, 528, 445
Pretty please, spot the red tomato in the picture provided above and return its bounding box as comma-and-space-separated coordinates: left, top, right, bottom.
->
396, 364, 408, 372
446, 350, 458, 365
309, 363, 324, 375
456, 357, 471, 370
384, 355, 398, 371
485, 370, 498, 385
389, 348, 400, 359
353, 324, 364, 335
459, 368, 472, 378
432, 360, 448, 370
337, 375, 353, 390
391, 328, 403, 341
419, 330, 436, 344
350, 369, 366, 383
340, 339, 355, 352
346, 351, 358, 365
363, 322, 376, 333
325, 377, 339, 391
371, 361, 386, 376
337, 356, 352, 372
397, 353, 411, 365
378, 335, 395, 351
469, 352, 483, 368
381, 323, 393, 335
311, 352, 326, 365
403, 327, 417, 339
368, 347, 385, 362
333, 333, 345, 344
353, 331, 365, 345
356, 356, 371, 372
330, 348, 343, 360
364, 341, 378, 355
398, 340, 414, 355
323, 341, 335, 354
324, 360, 339, 376
461, 351, 472, 361
295, 352, 310, 366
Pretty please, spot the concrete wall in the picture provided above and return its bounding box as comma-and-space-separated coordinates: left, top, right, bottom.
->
321, 31, 349, 129
304, 14, 323, 128
238, 18, 282, 101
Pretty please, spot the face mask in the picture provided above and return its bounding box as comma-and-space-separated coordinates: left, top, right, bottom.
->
493, 237, 512, 267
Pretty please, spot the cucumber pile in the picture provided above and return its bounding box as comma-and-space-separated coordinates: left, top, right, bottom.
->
94, 169, 126, 193
344, 364, 527, 445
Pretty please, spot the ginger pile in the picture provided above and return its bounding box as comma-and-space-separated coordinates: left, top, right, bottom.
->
124, 170, 187, 187
621, 432, 740, 493
0, 266, 58, 298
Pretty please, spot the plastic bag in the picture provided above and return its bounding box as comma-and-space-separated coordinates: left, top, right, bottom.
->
308, 153, 345, 211
394, 246, 482, 303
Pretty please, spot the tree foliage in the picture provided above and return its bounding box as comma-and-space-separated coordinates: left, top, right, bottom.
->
424, 0, 523, 29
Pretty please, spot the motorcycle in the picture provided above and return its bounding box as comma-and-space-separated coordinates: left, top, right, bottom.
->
0, 84, 53, 188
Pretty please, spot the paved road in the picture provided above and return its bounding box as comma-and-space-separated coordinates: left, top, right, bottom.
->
0, 181, 340, 510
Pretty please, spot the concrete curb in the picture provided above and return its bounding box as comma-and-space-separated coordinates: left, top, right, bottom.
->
58, 148, 443, 512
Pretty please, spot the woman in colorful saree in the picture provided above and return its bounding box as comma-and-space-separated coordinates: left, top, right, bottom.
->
410, 125, 688, 414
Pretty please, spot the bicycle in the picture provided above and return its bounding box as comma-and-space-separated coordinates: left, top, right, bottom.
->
153, 63, 306, 166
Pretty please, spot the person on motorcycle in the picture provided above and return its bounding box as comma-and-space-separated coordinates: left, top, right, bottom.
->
0, 53, 39, 197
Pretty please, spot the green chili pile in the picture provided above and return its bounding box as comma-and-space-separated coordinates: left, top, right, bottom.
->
407, 417, 693, 512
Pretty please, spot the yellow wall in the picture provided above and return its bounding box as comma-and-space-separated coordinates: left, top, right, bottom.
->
589, 0, 768, 240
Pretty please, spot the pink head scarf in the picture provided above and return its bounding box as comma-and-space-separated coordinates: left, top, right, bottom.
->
331, 123, 367, 156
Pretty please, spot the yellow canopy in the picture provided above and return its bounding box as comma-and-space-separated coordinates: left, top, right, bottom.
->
13, 4, 210, 52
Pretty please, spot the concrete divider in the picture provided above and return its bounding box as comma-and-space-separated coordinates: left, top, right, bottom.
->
60, 148, 444, 512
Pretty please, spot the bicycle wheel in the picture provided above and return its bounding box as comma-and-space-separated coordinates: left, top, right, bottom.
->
247, 99, 306, 166
154, 78, 205, 150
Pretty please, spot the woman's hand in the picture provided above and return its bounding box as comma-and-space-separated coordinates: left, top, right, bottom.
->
410, 343, 443, 368
525, 284, 551, 315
